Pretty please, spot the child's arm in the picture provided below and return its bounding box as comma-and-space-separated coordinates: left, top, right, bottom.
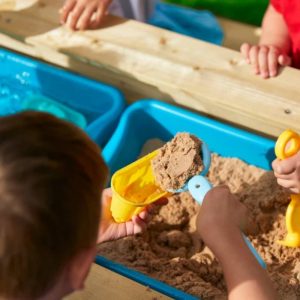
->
97, 188, 167, 243
196, 186, 277, 300
60, 0, 112, 31
240, 4, 291, 78
272, 152, 300, 194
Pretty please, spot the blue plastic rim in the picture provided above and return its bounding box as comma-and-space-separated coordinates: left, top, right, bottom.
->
103, 99, 275, 174
100, 99, 275, 298
96, 256, 198, 300
0, 47, 125, 147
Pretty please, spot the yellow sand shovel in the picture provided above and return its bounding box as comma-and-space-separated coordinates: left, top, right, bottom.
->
275, 129, 300, 247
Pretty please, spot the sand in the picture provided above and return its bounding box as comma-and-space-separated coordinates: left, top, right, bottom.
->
151, 133, 204, 191
98, 142, 300, 299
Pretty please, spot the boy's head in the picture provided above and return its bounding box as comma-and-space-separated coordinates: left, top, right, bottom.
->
0, 112, 108, 299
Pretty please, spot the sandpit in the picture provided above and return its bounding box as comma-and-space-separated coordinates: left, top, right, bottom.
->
98, 139, 300, 299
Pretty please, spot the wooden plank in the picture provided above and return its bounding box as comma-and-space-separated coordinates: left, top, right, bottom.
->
0, 32, 37, 56
64, 263, 170, 300
0, 0, 299, 137
0, 0, 60, 23
25, 18, 300, 137
0, 0, 261, 51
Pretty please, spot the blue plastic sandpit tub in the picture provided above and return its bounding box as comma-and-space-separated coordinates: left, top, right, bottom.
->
0, 48, 125, 147
100, 100, 275, 299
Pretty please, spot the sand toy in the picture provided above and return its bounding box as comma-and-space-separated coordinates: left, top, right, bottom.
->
110, 138, 210, 223
275, 129, 300, 247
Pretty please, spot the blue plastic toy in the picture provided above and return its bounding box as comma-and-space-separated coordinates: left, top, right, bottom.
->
23, 94, 87, 129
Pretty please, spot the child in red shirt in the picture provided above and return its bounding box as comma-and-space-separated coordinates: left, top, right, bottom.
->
240, 0, 300, 78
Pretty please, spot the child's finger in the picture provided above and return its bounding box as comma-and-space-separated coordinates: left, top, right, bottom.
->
258, 46, 269, 78
240, 43, 251, 63
268, 47, 279, 77
131, 215, 147, 234
249, 46, 259, 74
272, 157, 296, 175
91, 3, 107, 28
278, 54, 291, 66
101, 189, 112, 207
154, 197, 168, 206
137, 209, 148, 221
146, 198, 168, 214
274, 171, 293, 180
277, 178, 296, 189
60, 0, 77, 24
271, 158, 279, 172
289, 187, 300, 194
102, 187, 112, 198
67, 4, 85, 30
78, 5, 97, 30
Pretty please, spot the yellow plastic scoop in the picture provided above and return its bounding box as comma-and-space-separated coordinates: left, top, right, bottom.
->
110, 141, 211, 223
110, 150, 171, 223
275, 129, 300, 247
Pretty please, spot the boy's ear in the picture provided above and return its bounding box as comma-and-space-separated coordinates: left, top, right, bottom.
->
66, 246, 97, 291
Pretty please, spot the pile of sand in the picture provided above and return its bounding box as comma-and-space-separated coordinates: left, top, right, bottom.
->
98, 145, 300, 299
151, 133, 203, 191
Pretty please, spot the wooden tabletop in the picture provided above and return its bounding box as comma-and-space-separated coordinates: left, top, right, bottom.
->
64, 263, 170, 300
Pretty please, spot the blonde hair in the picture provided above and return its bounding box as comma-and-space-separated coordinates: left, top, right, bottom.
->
0, 112, 108, 299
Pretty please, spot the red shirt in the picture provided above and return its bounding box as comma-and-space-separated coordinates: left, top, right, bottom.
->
271, 0, 300, 68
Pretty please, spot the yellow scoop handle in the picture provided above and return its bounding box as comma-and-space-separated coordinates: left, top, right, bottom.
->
275, 129, 300, 247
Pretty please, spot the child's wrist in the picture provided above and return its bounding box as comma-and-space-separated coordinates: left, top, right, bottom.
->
201, 224, 243, 257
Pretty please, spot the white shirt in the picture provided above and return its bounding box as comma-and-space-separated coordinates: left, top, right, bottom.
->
109, 0, 157, 22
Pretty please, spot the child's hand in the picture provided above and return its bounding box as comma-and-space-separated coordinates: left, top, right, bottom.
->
240, 43, 291, 78
272, 152, 300, 194
197, 186, 277, 299
60, 0, 112, 31
196, 186, 248, 252
97, 188, 167, 243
